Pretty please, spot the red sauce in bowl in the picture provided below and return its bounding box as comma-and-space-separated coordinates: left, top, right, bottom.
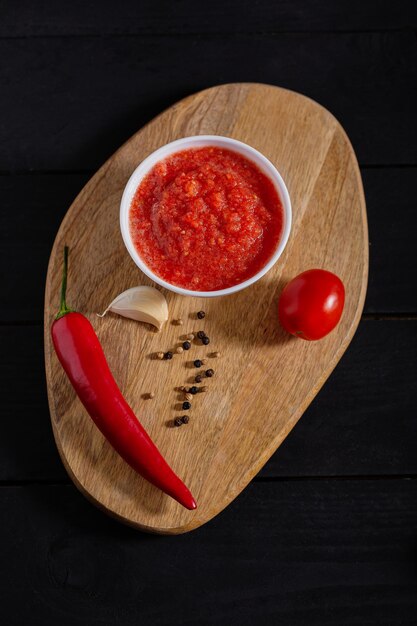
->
129, 146, 283, 291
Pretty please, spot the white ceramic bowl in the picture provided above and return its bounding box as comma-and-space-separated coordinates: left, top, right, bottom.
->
120, 135, 291, 297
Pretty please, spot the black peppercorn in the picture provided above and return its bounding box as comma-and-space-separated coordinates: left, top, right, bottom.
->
174, 417, 183, 427
205, 368, 214, 377
197, 331, 206, 339
181, 415, 189, 424
182, 341, 191, 350
197, 310, 206, 319
202, 336, 210, 345
164, 351, 173, 360
182, 401, 191, 410
195, 374, 202, 383
194, 359, 202, 368
189, 386, 198, 395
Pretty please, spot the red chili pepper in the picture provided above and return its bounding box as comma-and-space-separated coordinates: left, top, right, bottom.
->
51, 246, 196, 510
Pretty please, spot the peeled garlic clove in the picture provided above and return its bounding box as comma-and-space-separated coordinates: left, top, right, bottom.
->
98, 286, 168, 330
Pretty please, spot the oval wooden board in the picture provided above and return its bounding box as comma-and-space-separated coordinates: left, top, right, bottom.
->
44, 83, 368, 534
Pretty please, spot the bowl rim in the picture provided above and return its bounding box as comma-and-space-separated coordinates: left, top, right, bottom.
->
120, 135, 292, 297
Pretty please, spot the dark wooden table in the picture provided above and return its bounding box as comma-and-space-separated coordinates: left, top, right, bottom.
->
1, 2, 416, 623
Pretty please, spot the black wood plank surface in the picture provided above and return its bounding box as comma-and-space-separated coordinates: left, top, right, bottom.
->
0, 480, 416, 625
0, 174, 89, 322
1, 1, 416, 623
363, 168, 417, 314
0, 31, 416, 171
1, 0, 416, 35
1, 168, 416, 322
2, 320, 415, 481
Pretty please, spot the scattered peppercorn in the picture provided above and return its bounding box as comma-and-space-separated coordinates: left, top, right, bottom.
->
184, 392, 193, 401
197, 331, 206, 340
174, 417, 183, 427
195, 374, 202, 383
189, 386, 198, 395
205, 369, 214, 377
194, 359, 202, 368
197, 310, 206, 319
181, 415, 189, 424
156, 351, 164, 360
183, 401, 191, 410
182, 341, 191, 350
202, 336, 210, 345
187, 333, 195, 341
164, 351, 173, 360
176, 346, 184, 354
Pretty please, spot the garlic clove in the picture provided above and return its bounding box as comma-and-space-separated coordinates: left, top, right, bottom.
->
98, 286, 168, 330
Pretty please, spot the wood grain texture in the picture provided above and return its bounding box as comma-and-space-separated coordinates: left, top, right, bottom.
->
2, 0, 416, 35
1, 480, 417, 626
1, 32, 416, 170
44, 83, 368, 533
1, 168, 415, 322
4, 320, 417, 481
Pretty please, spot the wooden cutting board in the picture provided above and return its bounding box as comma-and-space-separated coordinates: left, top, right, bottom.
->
44, 83, 368, 534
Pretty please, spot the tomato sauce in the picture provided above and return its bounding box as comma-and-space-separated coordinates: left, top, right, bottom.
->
129, 146, 283, 291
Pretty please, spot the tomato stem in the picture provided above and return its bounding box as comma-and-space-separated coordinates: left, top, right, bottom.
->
56, 245, 73, 319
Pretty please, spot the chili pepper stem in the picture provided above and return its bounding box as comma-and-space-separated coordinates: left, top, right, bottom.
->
56, 245, 74, 320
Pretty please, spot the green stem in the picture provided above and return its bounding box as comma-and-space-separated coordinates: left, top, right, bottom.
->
55, 246, 73, 319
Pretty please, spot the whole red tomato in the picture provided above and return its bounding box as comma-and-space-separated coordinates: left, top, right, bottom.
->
278, 269, 345, 340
